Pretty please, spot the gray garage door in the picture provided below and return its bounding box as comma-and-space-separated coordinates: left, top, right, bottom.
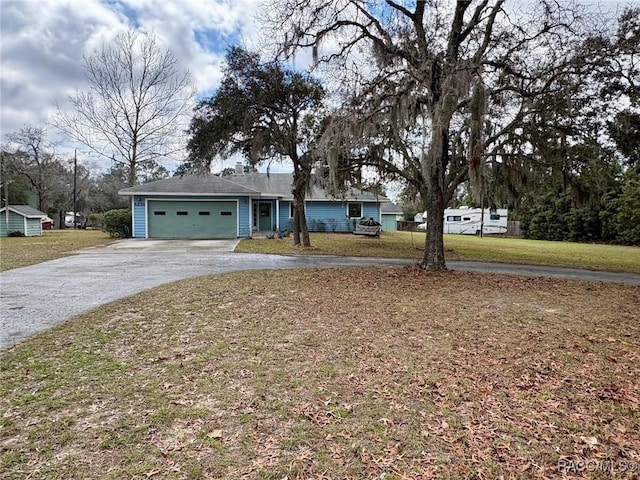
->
147, 201, 237, 238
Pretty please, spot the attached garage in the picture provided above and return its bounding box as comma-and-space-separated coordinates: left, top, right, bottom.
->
119, 173, 391, 239
147, 200, 237, 239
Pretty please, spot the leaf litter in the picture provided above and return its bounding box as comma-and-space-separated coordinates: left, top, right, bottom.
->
1, 267, 639, 479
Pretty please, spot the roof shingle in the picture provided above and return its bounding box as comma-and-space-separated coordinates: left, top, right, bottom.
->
0, 205, 46, 218
119, 173, 391, 202
119, 174, 260, 196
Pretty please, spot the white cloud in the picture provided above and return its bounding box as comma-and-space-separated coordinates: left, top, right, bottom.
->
2, 0, 629, 177
0, 0, 264, 171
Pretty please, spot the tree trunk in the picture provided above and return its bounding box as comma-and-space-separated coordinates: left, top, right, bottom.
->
422, 184, 446, 269
291, 162, 312, 247
292, 199, 301, 245
420, 116, 449, 270
297, 193, 310, 247
128, 159, 136, 187
293, 189, 311, 247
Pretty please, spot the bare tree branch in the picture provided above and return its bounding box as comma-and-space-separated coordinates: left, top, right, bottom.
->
53, 29, 195, 186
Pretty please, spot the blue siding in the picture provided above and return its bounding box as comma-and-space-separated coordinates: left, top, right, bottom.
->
238, 197, 250, 237
305, 201, 346, 232
363, 203, 381, 222
128, 195, 381, 237
25, 218, 42, 236
303, 201, 381, 232
133, 197, 146, 237
0, 212, 43, 237
381, 214, 398, 231
279, 201, 291, 230
1, 211, 26, 236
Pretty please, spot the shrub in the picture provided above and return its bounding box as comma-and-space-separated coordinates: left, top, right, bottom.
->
614, 174, 640, 245
102, 209, 132, 238
310, 219, 326, 232
401, 205, 420, 222
87, 213, 104, 229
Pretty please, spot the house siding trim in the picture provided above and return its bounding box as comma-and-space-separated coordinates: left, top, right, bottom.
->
130, 196, 136, 237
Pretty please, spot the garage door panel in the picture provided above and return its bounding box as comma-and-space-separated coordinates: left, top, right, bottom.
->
148, 201, 237, 238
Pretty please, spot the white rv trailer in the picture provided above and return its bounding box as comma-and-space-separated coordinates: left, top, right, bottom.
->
444, 207, 508, 235
419, 207, 508, 235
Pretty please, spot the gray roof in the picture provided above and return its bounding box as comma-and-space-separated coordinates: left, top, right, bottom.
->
226, 173, 390, 201
381, 202, 403, 214
0, 205, 46, 218
118, 174, 260, 196
119, 172, 391, 202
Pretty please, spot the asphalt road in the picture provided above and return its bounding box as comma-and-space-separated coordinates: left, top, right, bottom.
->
1, 239, 638, 351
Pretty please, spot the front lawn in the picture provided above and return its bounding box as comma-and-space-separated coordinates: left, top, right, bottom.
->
236, 231, 640, 273
1, 267, 638, 479
0, 230, 113, 271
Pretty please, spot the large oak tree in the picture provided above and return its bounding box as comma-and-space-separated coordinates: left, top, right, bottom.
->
186, 47, 325, 246
266, 0, 601, 269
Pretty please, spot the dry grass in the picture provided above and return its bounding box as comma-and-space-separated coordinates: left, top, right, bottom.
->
1, 268, 639, 479
236, 232, 640, 273
0, 230, 113, 271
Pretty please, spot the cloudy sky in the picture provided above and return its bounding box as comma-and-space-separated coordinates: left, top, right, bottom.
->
0, 0, 629, 175
0, 0, 269, 172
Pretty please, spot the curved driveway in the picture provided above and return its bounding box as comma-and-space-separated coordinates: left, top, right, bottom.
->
1, 239, 639, 350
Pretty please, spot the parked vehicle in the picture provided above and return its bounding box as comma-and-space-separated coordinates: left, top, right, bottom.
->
64, 212, 85, 229
41, 216, 55, 229
418, 207, 508, 235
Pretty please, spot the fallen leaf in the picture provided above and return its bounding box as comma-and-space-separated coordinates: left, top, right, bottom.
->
580, 436, 599, 447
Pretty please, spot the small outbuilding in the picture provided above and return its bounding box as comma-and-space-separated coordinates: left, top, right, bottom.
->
0, 205, 46, 237
380, 202, 403, 232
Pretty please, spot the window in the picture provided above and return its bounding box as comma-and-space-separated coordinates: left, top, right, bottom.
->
347, 203, 362, 219
490, 213, 501, 220
177, 211, 188, 216
259, 203, 270, 217
463, 217, 471, 221
220, 211, 232, 216
446, 215, 462, 222
153, 211, 166, 216
199, 211, 210, 216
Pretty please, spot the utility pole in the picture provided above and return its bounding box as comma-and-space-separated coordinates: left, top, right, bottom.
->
2, 155, 9, 231
73, 149, 77, 229
479, 173, 485, 239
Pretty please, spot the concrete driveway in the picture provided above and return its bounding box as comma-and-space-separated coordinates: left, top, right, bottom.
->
2, 239, 639, 350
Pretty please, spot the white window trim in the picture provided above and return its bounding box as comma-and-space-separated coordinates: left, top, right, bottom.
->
347, 202, 363, 219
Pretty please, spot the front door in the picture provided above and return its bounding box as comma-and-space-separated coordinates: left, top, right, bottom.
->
258, 202, 272, 231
